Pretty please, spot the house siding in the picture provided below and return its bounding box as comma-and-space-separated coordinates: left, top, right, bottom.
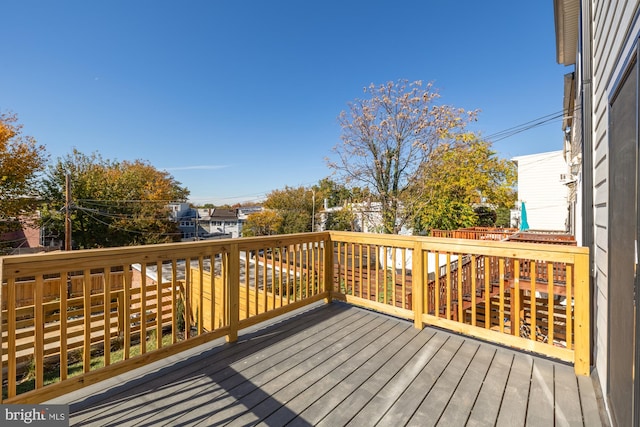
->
590, 0, 640, 406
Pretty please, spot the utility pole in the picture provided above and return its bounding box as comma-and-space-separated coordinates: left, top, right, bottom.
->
65, 173, 72, 251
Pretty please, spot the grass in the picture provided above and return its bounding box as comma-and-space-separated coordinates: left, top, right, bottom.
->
5, 331, 176, 399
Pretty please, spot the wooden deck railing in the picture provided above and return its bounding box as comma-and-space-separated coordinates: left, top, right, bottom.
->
0, 231, 589, 403
328, 231, 589, 375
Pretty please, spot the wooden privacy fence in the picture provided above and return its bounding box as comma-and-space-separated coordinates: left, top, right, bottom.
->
430, 227, 518, 240
0, 231, 589, 403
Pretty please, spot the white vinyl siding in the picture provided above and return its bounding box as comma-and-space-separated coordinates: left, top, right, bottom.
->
591, 0, 640, 395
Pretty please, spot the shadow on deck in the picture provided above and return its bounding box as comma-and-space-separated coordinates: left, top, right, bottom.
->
48, 302, 605, 426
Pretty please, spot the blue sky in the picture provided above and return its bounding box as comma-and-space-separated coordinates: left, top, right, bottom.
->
2, 1, 570, 205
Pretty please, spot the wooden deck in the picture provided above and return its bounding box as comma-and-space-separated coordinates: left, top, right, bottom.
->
48, 302, 604, 426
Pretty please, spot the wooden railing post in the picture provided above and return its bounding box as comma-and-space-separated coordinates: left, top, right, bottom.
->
226, 243, 240, 343
412, 241, 424, 330
573, 251, 591, 376
324, 235, 334, 303
116, 290, 125, 337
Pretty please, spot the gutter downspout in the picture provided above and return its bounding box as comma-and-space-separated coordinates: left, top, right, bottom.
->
579, 0, 595, 369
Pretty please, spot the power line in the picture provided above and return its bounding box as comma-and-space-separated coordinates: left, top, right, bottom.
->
483, 107, 580, 143
78, 208, 181, 237
77, 199, 184, 204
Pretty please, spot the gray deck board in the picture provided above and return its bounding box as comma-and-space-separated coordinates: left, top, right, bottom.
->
527, 358, 556, 427
47, 301, 605, 426
257, 322, 412, 426
292, 325, 421, 426
381, 339, 477, 426
70, 303, 356, 426
316, 327, 448, 427
465, 348, 513, 427
579, 374, 605, 427
495, 352, 533, 427
405, 340, 481, 426
426, 343, 496, 426
555, 362, 584, 426
145, 307, 380, 426
301, 326, 428, 426
342, 333, 457, 427
206, 315, 395, 426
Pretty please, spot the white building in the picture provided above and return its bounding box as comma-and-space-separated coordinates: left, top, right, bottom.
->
512, 150, 568, 231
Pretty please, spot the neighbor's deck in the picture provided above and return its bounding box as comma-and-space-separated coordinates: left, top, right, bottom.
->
49, 302, 603, 426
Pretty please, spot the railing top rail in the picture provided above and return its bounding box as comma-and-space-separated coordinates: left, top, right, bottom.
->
0, 232, 332, 280
1, 231, 588, 281
420, 235, 586, 254
327, 231, 588, 261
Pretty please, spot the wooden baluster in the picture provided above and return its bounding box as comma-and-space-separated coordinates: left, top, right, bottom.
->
156, 261, 163, 349
103, 267, 111, 366
445, 253, 451, 320
547, 263, 554, 345
512, 260, 520, 336
471, 255, 477, 327
34, 275, 44, 389
123, 266, 132, 359
171, 259, 178, 344
499, 259, 505, 334
60, 271, 69, 380
83, 269, 91, 372
530, 261, 537, 343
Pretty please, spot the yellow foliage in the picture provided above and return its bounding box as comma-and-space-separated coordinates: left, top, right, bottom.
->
0, 112, 48, 232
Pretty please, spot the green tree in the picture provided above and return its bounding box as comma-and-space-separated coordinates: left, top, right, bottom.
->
40, 149, 189, 248
242, 210, 282, 237
412, 139, 516, 232
474, 206, 498, 227
0, 113, 48, 236
245, 180, 369, 236
314, 178, 352, 210
323, 205, 357, 231
263, 186, 314, 234
495, 206, 513, 228
245, 186, 321, 236
329, 80, 478, 234
312, 178, 364, 231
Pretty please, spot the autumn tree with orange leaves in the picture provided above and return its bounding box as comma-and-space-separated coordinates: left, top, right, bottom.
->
40, 149, 189, 248
0, 113, 48, 235
328, 80, 479, 234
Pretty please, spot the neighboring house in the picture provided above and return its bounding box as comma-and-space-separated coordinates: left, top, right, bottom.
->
555, 1, 640, 424
0, 214, 59, 255
1, 223, 42, 255
237, 206, 263, 221
511, 150, 569, 231
198, 208, 240, 238
317, 205, 345, 232
167, 203, 245, 239
318, 201, 412, 235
